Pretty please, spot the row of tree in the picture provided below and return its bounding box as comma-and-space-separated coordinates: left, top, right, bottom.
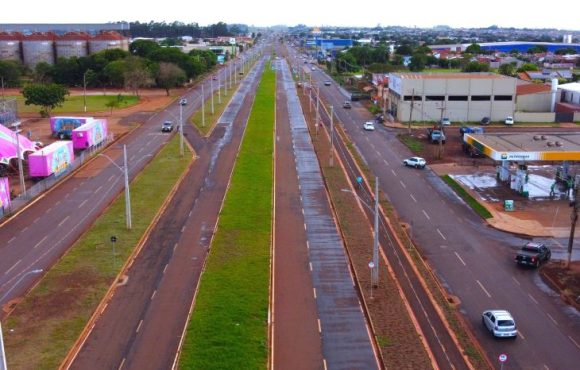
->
129, 21, 249, 39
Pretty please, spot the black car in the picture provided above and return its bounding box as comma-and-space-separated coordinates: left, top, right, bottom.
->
481, 117, 491, 125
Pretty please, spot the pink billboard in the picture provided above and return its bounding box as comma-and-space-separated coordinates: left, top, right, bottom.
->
28, 141, 74, 178
0, 177, 10, 211
72, 119, 108, 150
0, 123, 38, 166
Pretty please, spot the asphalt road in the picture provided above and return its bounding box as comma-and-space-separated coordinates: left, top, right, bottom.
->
68, 55, 267, 370
290, 49, 580, 370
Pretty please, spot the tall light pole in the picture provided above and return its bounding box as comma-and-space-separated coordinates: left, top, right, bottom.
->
11, 122, 26, 198
179, 101, 184, 156
98, 146, 131, 229
315, 86, 320, 137
210, 78, 214, 115
329, 105, 334, 167
218, 75, 222, 103
201, 85, 205, 127
83, 70, 88, 113
234, 62, 237, 84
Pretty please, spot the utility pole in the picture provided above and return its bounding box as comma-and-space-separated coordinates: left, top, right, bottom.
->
201, 84, 205, 127
372, 176, 379, 288
210, 78, 214, 115
329, 105, 334, 167
436, 104, 446, 159
567, 182, 579, 269
315, 86, 320, 137
218, 74, 222, 103
408, 88, 415, 135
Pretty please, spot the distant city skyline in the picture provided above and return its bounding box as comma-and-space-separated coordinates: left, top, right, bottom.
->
3, 0, 579, 32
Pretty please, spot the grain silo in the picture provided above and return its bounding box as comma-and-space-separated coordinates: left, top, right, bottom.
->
0, 32, 22, 62
55, 32, 89, 59
89, 31, 129, 54
22, 32, 55, 66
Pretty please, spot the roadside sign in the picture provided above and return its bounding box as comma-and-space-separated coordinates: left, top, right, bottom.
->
110, 236, 117, 243
368, 261, 375, 269
499, 353, 508, 362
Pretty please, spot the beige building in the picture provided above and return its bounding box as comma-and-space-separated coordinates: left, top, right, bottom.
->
387, 73, 517, 123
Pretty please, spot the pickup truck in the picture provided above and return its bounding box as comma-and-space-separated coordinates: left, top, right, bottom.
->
427, 128, 446, 144
515, 242, 551, 267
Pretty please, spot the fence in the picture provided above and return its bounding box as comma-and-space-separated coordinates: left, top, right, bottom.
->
1, 134, 114, 221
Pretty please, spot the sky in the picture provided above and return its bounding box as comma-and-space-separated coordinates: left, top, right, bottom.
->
1, 0, 578, 31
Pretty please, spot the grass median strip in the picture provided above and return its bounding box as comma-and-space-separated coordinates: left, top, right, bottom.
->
3, 136, 192, 370
12, 95, 140, 114
178, 65, 275, 370
442, 175, 493, 219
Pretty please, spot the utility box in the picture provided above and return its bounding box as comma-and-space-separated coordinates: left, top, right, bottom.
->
504, 200, 514, 212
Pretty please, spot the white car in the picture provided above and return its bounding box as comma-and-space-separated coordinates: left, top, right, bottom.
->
363, 121, 375, 131
482, 310, 517, 338
505, 116, 514, 125
441, 117, 451, 126
403, 157, 426, 169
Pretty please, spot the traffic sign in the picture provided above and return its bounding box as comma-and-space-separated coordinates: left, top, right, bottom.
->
499, 353, 508, 363
368, 261, 375, 269
110, 236, 117, 243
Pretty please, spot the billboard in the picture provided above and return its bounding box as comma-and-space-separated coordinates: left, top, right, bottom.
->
0, 177, 10, 211
389, 73, 402, 96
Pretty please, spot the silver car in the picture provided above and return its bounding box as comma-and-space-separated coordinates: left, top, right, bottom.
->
482, 310, 517, 338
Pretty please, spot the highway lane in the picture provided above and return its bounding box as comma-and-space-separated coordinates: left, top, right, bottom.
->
295, 49, 580, 369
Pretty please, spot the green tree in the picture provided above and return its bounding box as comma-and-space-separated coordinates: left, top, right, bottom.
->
408, 53, 427, 72
22, 83, 69, 117
103, 60, 126, 88
156, 62, 186, 95
527, 45, 547, 54
517, 63, 539, 72
498, 62, 517, 76
0, 60, 23, 87
123, 57, 152, 96
32, 62, 54, 84
52, 57, 83, 86
395, 44, 414, 55
555, 48, 577, 55
130, 39, 161, 58
105, 94, 125, 114
462, 61, 490, 72
465, 43, 482, 54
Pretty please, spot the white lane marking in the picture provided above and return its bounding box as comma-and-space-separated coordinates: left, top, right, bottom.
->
437, 228, 446, 241
569, 336, 580, 350
7, 236, 16, 244
547, 313, 558, 326
375, 150, 381, 156
78, 199, 88, 209
317, 319, 322, 333
370, 143, 375, 150
309, 263, 313, 271
136, 319, 143, 333
163, 264, 169, 274
518, 330, 525, 340
108, 175, 115, 182
306, 240, 310, 250
33, 217, 40, 224
543, 365, 550, 370
410, 194, 417, 203
58, 215, 70, 227
476, 280, 492, 298
383, 159, 389, 166
151, 290, 157, 300
323, 359, 328, 370
34, 236, 48, 249
399, 180, 406, 189
454, 252, 466, 266
118, 358, 126, 370
181, 225, 186, 233
5, 259, 22, 275
528, 294, 538, 304
512, 276, 521, 286
391, 169, 397, 177
313, 288, 317, 299
422, 210, 431, 220
95, 185, 103, 193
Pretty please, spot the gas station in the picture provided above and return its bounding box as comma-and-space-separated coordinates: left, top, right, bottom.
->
463, 132, 580, 198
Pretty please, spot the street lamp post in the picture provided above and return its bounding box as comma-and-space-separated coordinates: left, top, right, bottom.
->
179, 101, 184, 156
329, 105, 334, 167
11, 122, 26, 198
98, 145, 131, 229
201, 84, 205, 127
342, 176, 380, 288
210, 78, 214, 115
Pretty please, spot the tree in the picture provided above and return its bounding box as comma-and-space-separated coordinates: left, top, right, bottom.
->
462, 61, 490, 72
408, 53, 427, 72
22, 83, 69, 117
33, 62, 54, 84
499, 62, 517, 77
555, 48, 577, 55
465, 43, 482, 54
123, 57, 152, 96
105, 94, 125, 114
518, 63, 539, 72
395, 44, 414, 55
0, 60, 23, 87
103, 60, 126, 88
527, 45, 547, 54
156, 62, 186, 95
130, 39, 161, 58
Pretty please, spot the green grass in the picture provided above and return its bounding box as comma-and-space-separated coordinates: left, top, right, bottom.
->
190, 88, 231, 136
442, 175, 493, 219
10, 94, 139, 114
179, 64, 275, 370
3, 136, 192, 370
398, 134, 424, 153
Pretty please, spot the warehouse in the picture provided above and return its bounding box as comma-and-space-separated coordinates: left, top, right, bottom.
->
387, 73, 517, 124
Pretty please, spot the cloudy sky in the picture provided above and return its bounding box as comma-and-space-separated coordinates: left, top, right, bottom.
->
2, 0, 578, 31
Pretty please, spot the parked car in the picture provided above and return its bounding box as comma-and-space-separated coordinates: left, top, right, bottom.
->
403, 157, 426, 169
441, 117, 451, 126
161, 121, 174, 132
505, 116, 514, 125
427, 128, 446, 144
482, 310, 517, 338
481, 117, 491, 125
363, 121, 375, 131
324, 80, 331, 86
515, 242, 551, 267
342, 101, 352, 109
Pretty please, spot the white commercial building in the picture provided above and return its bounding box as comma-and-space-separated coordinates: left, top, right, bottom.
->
387, 73, 517, 123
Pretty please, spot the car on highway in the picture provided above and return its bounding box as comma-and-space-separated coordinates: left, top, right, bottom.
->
441, 117, 451, 126
505, 116, 514, 125
481, 117, 491, 125
403, 157, 426, 169
515, 242, 551, 267
161, 121, 174, 132
311, 67, 316, 71
179, 98, 187, 106
363, 121, 375, 131
212, 75, 218, 80
482, 310, 517, 338
324, 80, 331, 86
342, 101, 351, 109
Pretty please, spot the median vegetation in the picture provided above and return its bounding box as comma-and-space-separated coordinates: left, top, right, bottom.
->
178, 64, 275, 369
442, 175, 493, 219
2, 136, 192, 369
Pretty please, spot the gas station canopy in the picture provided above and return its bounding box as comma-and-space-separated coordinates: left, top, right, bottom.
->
464, 132, 580, 161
